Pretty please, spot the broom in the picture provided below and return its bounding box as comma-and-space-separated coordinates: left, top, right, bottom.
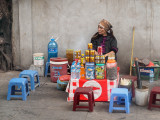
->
129, 27, 135, 76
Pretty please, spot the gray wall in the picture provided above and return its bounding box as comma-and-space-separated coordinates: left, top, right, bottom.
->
12, 0, 160, 74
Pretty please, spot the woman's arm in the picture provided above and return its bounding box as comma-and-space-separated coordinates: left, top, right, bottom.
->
104, 51, 114, 57
104, 36, 118, 58
110, 37, 118, 54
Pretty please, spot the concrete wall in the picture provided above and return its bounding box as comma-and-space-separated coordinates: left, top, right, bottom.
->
12, 0, 160, 74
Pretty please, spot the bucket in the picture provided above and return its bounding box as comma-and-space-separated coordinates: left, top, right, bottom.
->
50, 57, 68, 82
33, 53, 44, 65
135, 86, 149, 106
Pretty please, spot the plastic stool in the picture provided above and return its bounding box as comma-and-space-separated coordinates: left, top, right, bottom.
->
7, 78, 29, 101
109, 88, 130, 114
117, 89, 132, 105
45, 62, 50, 77
19, 70, 40, 91
148, 86, 160, 110
73, 87, 95, 112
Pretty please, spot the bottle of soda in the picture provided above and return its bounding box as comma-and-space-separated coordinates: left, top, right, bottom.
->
76, 62, 81, 79
80, 64, 85, 79
71, 61, 76, 79
149, 69, 154, 83
48, 38, 58, 62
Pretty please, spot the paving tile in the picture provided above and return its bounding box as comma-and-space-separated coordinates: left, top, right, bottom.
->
38, 107, 88, 120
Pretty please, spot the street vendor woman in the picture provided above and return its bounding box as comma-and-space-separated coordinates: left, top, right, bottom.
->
91, 19, 118, 62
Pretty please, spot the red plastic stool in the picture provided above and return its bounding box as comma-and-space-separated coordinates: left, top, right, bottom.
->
73, 87, 95, 112
148, 86, 160, 110
121, 75, 137, 98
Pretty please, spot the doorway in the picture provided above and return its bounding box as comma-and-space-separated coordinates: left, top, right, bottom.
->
0, 0, 12, 71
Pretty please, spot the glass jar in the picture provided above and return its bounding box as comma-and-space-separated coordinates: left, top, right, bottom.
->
88, 43, 93, 50
85, 50, 89, 56
66, 49, 74, 64
89, 56, 95, 63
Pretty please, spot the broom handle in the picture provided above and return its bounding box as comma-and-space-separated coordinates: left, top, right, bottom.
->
130, 27, 135, 76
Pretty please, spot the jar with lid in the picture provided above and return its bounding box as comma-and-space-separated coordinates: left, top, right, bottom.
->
66, 49, 74, 65
95, 55, 100, 64
89, 50, 95, 56
88, 43, 93, 50
85, 56, 90, 63
106, 60, 117, 80
100, 55, 105, 64
90, 56, 95, 63
85, 50, 89, 56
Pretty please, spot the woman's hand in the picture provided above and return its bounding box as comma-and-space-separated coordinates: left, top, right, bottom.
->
104, 53, 108, 58
95, 51, 99, 55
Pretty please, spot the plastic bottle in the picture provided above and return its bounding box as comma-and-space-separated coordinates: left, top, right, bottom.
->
71, 61, 76, 79
80, 64, 85, 79
48, 38, 58, 62
149, 69, 154, 83
76, 62, 81, 79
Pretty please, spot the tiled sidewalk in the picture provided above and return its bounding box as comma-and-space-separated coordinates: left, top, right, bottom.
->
0, 71, 160, 120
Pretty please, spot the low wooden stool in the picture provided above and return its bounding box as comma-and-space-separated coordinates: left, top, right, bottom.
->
73, 87, 95, 112
148, 86, 160, 110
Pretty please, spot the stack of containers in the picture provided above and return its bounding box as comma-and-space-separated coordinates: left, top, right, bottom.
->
85, 43, 95, 80
106, 53, 117, 80
95, 54, 105, 79
106, 52, 118, 101
74, 50, 81, 60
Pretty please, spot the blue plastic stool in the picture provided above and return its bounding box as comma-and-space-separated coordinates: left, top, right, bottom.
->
109, 88, 130, 114
117, 89, 132, 105
45, 62, 50, 77
19, 70, 40, 91
7, 78, 29, 101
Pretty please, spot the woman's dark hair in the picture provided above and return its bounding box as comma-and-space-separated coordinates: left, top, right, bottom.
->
107, 28, 115, 38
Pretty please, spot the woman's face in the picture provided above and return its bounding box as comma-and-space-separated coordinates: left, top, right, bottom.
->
98, 25, 107, 36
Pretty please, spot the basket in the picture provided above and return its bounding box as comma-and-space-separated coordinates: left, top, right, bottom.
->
132, 66, 160, 80
57, 79, 68, 91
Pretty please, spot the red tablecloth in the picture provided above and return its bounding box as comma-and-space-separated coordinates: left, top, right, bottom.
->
66, 72, 119, 102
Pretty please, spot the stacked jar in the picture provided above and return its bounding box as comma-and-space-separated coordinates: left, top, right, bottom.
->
74, 50, 81, 60
85, 43, 95, 80
85, 43, 95, 63
95, 55, 105, 64
95, 55, 105, 79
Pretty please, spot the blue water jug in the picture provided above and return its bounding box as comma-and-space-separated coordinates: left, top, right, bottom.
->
48, 38, 58, 62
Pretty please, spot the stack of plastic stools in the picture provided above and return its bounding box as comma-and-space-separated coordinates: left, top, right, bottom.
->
117, 89, 132, 105
45, 61, 50, 77
109, 88, 130, 114
148, 86, 160, 110
73, 87, 95, 112
7, 78, 29, 101
19, 70, 40, 91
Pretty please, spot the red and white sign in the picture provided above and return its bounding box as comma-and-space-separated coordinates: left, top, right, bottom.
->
79, 79, 107, 101
66, 72, 119, 102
